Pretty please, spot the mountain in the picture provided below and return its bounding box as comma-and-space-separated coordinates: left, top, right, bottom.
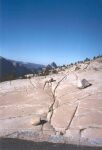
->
0, 57, 33, 81
0, 56, 57, 82
22, 62, 45, 73
46, 62, 57, 70
7, 59, 45, 73
51, 62, 57, 68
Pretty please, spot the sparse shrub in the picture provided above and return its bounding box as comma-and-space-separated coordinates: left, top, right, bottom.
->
93, 56, 96, 60
84, 58, 90, 62
21, 75, 27, 79
44, 68, 50, 76
52, 69, 58, 74
62, 64, 66, 67
0, 73, 17, 82
70, 63, 73, 66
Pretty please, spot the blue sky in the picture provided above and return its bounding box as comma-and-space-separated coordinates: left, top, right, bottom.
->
0, 0, 102, 65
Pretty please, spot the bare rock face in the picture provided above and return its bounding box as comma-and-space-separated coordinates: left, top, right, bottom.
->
77, 79, 91, 89
51, 104, 77, 132
31, 116, 41, 126
0, 58, 102, 146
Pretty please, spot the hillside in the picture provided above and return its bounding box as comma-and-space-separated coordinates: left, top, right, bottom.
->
0, 57, 102, 146
0, 57, 33, 81
0, 56, 58, 81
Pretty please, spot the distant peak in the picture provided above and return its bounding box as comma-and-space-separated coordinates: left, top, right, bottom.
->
51, 62, 57, 68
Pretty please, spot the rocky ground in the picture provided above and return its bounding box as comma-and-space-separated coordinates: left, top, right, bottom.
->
0, 58, 102, 147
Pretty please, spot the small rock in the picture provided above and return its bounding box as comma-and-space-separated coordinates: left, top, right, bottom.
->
31, 116, 41, 126
77, 79, 91, 89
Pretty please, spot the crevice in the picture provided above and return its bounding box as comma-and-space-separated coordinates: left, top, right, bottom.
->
47, 73, 69, 124
47, 92, 55, 123
53, 74, 68, 94
65, 103, 79, 131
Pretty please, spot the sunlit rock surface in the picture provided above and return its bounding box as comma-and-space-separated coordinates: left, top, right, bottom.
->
0, 58, 102, 146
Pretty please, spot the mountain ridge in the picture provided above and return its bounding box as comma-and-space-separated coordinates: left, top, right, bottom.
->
0, 56, 57, 82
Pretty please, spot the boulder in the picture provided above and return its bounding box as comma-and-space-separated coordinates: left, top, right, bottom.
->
31, 116, 41, 126
77, 79, 91, 89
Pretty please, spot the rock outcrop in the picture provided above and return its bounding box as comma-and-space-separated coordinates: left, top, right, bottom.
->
0, 58, 102, 146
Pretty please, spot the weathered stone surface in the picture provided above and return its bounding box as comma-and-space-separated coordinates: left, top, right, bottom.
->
43, 122, 55, 136
48, 135, 65, 143
7, 129, 43, 142
79, 96, 102, 110
0, 59, 102, 146
71, 112, 102, 129
0, 78, 53, 138
0, 115, 42, 137
81, 128, 102, 145
51, 104, 77, 131
64, 129, 80, 144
